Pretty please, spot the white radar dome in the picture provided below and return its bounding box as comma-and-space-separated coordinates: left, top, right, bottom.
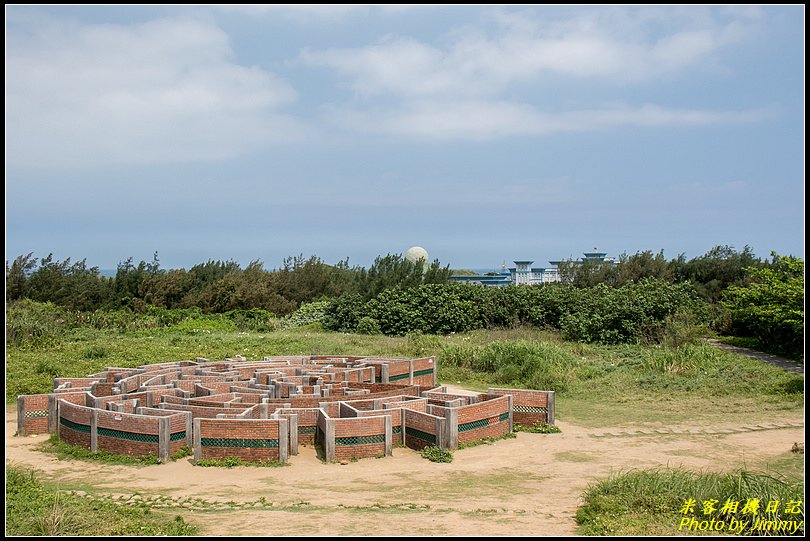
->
404, 246, 429, 264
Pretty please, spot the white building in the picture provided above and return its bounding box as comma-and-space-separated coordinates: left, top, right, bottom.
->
450, 252, 615, 287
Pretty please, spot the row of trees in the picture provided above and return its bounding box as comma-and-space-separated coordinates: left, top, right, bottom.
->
556, 245, 763, 302
5, 252, 451, 315
5, 245, 803, 355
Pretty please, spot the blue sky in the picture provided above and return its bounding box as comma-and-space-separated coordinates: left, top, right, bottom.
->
5, 5, 804, 271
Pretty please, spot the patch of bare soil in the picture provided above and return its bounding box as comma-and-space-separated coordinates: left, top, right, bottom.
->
5, 404, 803, 537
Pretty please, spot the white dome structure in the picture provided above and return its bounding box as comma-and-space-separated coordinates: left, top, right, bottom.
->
404, 246, 429, 264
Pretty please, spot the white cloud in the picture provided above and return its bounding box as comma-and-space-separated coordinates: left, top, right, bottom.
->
299, 7, 760, 98
6, 15, 303, 167
299, 7, 771, 141
325, 101, 775, 141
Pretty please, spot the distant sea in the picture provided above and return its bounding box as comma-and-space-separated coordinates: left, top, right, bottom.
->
99, 267, 508, 277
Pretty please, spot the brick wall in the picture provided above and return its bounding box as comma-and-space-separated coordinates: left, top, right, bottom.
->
403, 409, 444, 450
17, 394, 50, 435
90, 382, 117, 397
188, 393, 239, 406
411, 357, 437, 387
488, 388, 555, 425
386, 360, 411, 383
195, 418, 287, 462
53, 377, 102, 389
156, 402, 249, 419
384, 398, 427, 413
278, 408, 320, 445
58, 400, 93, 448
359, 408, 403, 445
95, 409, 161, 457
332, 416, 388, 460
455, 395, 511, 445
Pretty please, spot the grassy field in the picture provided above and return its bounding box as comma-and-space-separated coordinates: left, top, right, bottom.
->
5, 324, 804, 536
6, 325, 803, 427
5, 464, 198, 536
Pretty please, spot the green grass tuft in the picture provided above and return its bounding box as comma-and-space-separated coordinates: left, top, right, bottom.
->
576, 467, 805, 536
514, 422, 562, 434
420, 445, 454, 463
194, 456, 287, 468
457, 432, 517, 449
38, 435, 162, 465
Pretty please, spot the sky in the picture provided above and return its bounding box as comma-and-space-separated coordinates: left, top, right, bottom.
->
5, 5, 805, 271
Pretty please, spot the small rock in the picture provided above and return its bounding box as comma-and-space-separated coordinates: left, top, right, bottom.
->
340, 460, 349, 465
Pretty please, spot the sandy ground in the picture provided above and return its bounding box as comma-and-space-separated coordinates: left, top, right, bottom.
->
5, 402, 804, 537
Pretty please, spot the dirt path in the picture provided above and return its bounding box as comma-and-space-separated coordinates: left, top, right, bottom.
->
706, 339, 804, 375
5, 405, 804, 536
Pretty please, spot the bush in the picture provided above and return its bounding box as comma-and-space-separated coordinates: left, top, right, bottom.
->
420, 445, 453, 463
560, 279, 704, 344
223, 308, 278, 332
322, 280, 706, 346
281, 299, 331, 329
514, 423, 561, 434
323, 293, 366, 332
722, 253, 804, 358
356, 316, 382, 335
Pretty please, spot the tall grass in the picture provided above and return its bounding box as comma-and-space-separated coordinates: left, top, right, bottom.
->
577, 467, 805, 536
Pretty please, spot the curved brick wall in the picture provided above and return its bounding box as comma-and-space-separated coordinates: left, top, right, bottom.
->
58, 401, 93, 449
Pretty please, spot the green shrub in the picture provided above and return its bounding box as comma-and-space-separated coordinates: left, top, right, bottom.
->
356, 316, 382, 335
560, 279, 704, 345
281, 299, 331, 329
420, 445, 453, 463
722, 253, 804, 358
323, 293, 366, 332
514, 423, 561, 434
223, 308, 278, 332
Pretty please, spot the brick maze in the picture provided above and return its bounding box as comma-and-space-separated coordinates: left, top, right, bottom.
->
16, 355, 555, 463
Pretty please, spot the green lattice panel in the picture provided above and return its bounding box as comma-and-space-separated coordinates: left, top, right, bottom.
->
200, 437, 279, 448
388, 373, 410, 381
298, 426, 317, 435
392, 426, 402, 434
24, 409, 49, 419
170, 431, 187, 442
335, 434, 385, 446
412, 368, 434, 377
405, 427, 436, 444
514, 405, 548, 413
458, 418, 489, 432
60, 418, 91, 433
97, 427, 159, 443
498, 412, 510, 422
